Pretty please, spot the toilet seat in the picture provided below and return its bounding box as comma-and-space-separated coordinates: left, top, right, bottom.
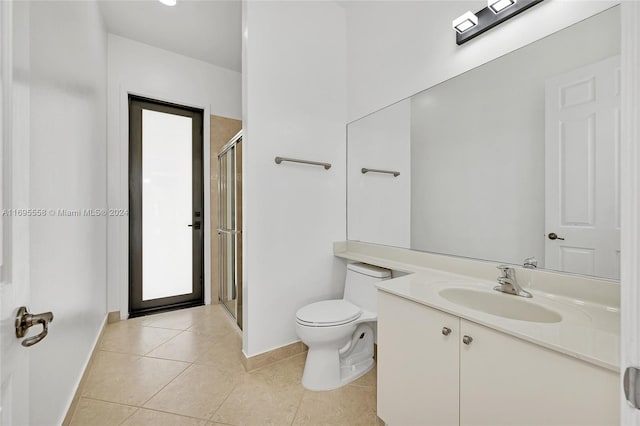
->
296, 300, 362, 327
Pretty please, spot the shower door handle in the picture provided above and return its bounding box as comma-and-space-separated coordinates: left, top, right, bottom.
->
217, 229, 241, 235
188, 221, 201, 230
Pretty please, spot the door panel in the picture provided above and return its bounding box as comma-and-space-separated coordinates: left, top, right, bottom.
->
2, 2, 33, 423
141, 110, 193, 301
545, 56, 621, 279
218, 133, 242, 328
129, 96, 204, 316
377, 292, 459, 426
559, 115, 595, 226
460, 320, 618, 426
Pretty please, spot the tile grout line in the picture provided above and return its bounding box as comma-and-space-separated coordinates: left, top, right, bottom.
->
76, 395, 141, 409
290, 388, 308, 425
141, 329, 190, 357
207, 374, 245, 424
124, 403, 217, 423
116, 406, 140, 426
137, 356, 195, 408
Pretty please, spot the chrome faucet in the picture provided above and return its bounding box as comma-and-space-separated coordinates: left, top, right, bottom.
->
494, 265, 532, 298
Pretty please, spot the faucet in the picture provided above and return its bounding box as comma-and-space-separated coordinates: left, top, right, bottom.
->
494, 265, 532, 298
523, 257, 537, 269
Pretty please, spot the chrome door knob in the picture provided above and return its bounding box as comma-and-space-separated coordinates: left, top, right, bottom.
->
441, 327, 452, 336
15, 306, 54, 347
462, 335, 473, 345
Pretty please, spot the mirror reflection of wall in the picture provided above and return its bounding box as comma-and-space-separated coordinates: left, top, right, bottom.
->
347, 6, 621, 280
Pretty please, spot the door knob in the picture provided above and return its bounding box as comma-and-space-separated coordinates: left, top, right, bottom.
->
548, 233, 565, 241
462, 335, 473, 345
15, 306, 54, 347
441, 327, 452, 336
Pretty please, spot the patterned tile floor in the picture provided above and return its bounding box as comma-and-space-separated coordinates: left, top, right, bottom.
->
69, 305, 379, 426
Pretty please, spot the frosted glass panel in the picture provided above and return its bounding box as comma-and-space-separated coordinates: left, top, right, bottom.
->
142, 110, 192, 301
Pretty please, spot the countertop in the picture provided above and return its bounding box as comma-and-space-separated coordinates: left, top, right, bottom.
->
334, 242, 620, 372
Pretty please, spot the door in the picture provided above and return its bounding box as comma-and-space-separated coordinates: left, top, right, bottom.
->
377, 292, 459, 426
545, 56, 621, 279
218, 131, 242, 328
129, 96, 204, 316
1, 3, 30, 424
459, 320, 619, 426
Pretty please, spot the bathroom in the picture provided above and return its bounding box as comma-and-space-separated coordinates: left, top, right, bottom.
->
1, 0, 639, 425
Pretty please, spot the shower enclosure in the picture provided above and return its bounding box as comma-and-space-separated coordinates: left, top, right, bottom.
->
218, 131, 242, 328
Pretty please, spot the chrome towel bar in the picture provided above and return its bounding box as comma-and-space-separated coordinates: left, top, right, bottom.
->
361, 168, 400, 177
275, 156, 331, 170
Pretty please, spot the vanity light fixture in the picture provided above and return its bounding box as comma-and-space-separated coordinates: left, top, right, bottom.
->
488, 0, 517, 14
455, 0, 544, 45
158, 0, 177, 6
452, 11, 478, 34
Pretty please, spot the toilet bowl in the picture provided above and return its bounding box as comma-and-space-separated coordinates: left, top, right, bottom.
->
295, 263, 391, 391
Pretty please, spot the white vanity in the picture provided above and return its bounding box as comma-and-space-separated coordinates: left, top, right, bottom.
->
335, 241, 620, 426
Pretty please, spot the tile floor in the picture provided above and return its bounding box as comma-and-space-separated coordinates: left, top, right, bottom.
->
69, 305, 380, 426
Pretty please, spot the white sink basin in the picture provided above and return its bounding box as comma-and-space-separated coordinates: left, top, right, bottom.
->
439, 288, 562, 323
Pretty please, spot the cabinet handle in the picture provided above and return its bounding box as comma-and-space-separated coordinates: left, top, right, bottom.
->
462, 335, 473, 345
441, 327, 452, 336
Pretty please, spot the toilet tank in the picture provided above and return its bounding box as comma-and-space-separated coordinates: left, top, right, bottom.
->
343, 263, 391, 314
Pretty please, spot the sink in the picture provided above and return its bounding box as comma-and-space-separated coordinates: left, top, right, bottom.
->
439, 288, 562, 323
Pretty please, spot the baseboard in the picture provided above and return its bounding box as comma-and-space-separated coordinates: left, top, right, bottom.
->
107, 310, 120, 324
241, 341, 377, 372
61, 314, 109, 426
242, 341, 308, 371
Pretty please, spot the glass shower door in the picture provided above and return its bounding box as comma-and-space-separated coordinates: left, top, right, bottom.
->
218, 133, 242, 328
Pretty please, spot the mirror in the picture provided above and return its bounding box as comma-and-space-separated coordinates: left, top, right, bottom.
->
347, 6, 621, 280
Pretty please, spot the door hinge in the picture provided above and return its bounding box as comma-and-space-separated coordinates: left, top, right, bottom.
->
624, 367, 640, 409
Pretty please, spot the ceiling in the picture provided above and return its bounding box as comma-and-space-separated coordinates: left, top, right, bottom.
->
98, 0, 242, 72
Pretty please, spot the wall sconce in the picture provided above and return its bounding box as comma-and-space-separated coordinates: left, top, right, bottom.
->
488, 0, 516, 14
454, 0, 544, 45
452, 12, 479, 34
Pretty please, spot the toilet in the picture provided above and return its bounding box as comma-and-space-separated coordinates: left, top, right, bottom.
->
295, 262, 391, 391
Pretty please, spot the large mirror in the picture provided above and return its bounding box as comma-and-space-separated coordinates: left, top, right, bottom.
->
347, 6, 621, 280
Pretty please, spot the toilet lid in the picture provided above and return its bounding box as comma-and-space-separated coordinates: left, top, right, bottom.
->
296, 300, 362, 327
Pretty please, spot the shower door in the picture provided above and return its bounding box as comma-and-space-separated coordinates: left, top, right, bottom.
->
218, 132, 242, 328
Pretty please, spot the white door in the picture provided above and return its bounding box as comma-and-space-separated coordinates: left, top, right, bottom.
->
1, 2, 108, 424
1, 2, 32, 424
545, 56, 621, 280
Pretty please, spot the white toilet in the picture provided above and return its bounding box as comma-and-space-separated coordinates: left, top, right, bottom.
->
295, 262, 391, 391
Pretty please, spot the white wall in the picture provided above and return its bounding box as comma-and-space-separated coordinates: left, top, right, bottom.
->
347, 99, 411, 248
242, 0, 347, 356
345, 0, 618, 122
106, 35, 241, 318
410, 7, 619, 267
23, 1, 108, 424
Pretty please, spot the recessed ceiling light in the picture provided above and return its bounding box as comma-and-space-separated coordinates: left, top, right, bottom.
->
488, 0, 517, 14
158, 0, 177, 6
452, 11, 478, 34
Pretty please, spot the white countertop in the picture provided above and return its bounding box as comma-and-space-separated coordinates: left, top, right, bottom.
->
334, 242, 620, 373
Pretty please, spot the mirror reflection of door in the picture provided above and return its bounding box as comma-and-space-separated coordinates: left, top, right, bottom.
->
129, 96, 205, 316
545, 56, 621, 280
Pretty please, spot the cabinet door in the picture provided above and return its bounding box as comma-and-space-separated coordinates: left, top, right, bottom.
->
459, 320, 619, 426
378, 292, 460, 426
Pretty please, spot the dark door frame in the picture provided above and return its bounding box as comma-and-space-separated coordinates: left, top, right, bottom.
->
128, 95, 205, 317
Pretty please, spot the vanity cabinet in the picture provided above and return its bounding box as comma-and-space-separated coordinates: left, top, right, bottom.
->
377, 289, 460, 425
377, 291, 619, 426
